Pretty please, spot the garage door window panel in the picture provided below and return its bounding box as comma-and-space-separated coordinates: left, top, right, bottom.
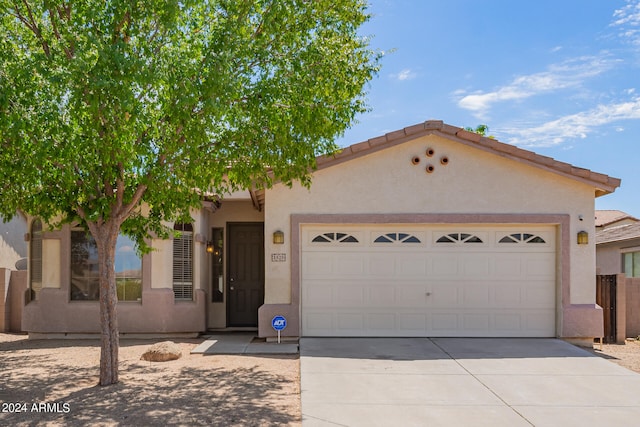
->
311, 232, 359, 243
499, 233, 546, 244
436, 233, 484, 244
374, 233, 421, 243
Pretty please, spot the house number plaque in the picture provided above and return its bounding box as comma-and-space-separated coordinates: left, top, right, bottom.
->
271, 253, 286, 262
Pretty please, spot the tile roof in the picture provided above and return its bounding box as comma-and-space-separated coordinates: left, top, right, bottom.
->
595, 210, 638, 227
316, 120, 621, 197
597, 222, 640, 245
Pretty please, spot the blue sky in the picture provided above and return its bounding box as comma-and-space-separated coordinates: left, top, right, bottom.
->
338, 0, 640, 217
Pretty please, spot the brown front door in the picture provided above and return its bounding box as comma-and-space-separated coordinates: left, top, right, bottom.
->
228, 223, 264, 326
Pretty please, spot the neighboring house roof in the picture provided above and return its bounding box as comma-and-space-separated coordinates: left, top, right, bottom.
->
315, 120, 621, 197
595, 210, 639, 227
596, 222, 640, 245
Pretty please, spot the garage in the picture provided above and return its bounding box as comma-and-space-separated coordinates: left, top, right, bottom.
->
301, 224, 557, 337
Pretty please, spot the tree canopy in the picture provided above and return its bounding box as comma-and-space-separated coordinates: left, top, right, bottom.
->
464, 124, 494, 138
0, 0, 380, 385
0, 0, 380, 241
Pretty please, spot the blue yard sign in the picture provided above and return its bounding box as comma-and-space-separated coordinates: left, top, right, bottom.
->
272, 315, 287, 344
272, 315, 287, 331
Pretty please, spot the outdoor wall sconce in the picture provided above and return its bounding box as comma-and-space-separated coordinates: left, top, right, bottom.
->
577, 231, 589, 245
206, 241, 214, 253
273, 230, 285, 244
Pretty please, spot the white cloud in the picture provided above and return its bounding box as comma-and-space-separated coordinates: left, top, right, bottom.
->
612, 0, 640, 45
391, 68, 417, 81
456, 55, 618, 118
118, 245, 135, 253
501, 97, 640, 147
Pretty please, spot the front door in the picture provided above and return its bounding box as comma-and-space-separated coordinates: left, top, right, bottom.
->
228, 223, 264, 326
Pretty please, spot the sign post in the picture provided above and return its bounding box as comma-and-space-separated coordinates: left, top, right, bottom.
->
271, 315, 287, 344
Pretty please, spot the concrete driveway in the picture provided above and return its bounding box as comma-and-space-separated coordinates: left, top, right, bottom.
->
300, 338, 640, 426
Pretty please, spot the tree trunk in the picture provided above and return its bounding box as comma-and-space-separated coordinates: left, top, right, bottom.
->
93, 223, 120, 386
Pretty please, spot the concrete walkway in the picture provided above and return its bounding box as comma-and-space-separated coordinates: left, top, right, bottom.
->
300, 338, 640, 427
191, 333, 298, 355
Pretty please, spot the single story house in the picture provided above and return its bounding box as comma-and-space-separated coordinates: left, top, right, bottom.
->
596, 212, 640, 277
22, 120, 621, 343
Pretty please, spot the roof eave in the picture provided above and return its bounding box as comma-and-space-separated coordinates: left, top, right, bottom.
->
316, 120, 621, 195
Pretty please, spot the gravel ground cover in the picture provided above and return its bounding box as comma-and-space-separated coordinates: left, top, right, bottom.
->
0, 334, 300, 426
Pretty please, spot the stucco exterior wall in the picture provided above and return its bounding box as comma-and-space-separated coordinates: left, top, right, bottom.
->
0, 268, 11, 331
597, 243, 624, 275
9, 270, 27, 332
23, 215, 209, 335
626, 277, 640, 338
262, 133, 599, 338
42, 239, 61, 289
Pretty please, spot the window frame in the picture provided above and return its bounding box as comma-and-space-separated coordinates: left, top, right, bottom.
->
623, 251, 640, 278
173, 223, 194, 301
211, 227, 224, 303
29, 219, 43, 301
69, 229, 142, 302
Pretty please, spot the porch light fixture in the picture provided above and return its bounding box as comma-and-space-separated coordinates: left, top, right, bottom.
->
206, 241, 214, 253
273, 230, 285, 244
577, 231, 589, 245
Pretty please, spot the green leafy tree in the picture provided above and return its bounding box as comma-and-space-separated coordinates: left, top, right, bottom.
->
0, 0, 380, 385
464, 124, 494, 138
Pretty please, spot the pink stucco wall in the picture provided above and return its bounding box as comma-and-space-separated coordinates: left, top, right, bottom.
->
22, 288, 205, 334
626, 277, 640, 338
22, 223, 206, 336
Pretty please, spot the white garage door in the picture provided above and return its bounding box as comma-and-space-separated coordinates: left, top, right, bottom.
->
301, 225, 557, 337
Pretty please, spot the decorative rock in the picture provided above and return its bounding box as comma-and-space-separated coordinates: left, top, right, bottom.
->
140, 341, 182, 362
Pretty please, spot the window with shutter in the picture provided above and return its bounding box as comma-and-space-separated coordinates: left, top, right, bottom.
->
173, 223, 194, 300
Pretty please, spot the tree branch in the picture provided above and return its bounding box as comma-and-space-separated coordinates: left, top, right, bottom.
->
17, 0, 51, 57
48, 7, 74, 59
105, 179, 114, 198
121, 183, 147, 219
112, 10, 131, 44
115, 164, 125, 212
